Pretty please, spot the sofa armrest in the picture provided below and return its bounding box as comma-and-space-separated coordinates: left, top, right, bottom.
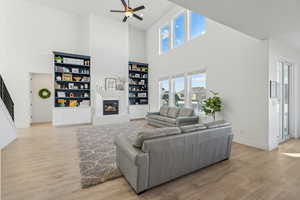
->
114, 135, 146, 165
176, 116, 199, 125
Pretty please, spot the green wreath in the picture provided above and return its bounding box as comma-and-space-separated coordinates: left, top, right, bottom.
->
39, 88, 51, 99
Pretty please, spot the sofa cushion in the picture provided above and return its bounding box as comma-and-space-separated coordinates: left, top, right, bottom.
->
167, 107, 180, 118
205, 120, 231, 129
148, 115, 176, 124
159, 106, 169, 117
180, 124, 207, 133
178, 108, 194, 117
133, 127, 181, 148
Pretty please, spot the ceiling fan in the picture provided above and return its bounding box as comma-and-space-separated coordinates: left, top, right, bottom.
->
110, 0, 145, 22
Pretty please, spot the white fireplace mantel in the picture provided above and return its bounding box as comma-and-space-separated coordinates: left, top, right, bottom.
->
93, 88, 130, 126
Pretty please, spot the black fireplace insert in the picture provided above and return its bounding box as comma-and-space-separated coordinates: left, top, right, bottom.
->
103, 100, 119, 115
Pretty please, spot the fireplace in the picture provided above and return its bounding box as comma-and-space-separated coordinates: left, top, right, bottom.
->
103, 100, 119, 115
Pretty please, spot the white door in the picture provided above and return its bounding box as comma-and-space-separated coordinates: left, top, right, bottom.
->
277, 62, 291, 143
31, 73, 53, 124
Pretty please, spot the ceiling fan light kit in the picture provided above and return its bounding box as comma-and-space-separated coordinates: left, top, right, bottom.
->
110, 0, 145, 23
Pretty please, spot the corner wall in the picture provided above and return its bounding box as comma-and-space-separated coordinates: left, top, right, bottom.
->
146, 6, 270, 150
0, 0, 86, 128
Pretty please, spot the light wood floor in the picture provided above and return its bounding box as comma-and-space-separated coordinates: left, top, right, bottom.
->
2, 123, 300, 200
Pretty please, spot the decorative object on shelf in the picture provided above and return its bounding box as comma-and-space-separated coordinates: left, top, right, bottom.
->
105, 78, 117, 91
69, 100, 78, 107
81, 77, 90, 82
202, 90, 222, 121
69, 92, 75, 98
62, 73, 73, 81
116, 77, 126, 91
72, 68, 79, 73
57, 99, 67, 107
55, 56, 63, 63
84, 84, 89, 89
57, 92, 66, 98
68, 83, 74, 89
270, 80, 278, 98
39, 88, 51, 99
55, 82, 61, 89
56, 76, 62, 81
73, 77, 82, 82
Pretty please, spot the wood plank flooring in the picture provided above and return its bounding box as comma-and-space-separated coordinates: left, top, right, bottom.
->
1, 123, 300, 200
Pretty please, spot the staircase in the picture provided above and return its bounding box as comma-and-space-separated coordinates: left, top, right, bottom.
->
0, 75, 16, 149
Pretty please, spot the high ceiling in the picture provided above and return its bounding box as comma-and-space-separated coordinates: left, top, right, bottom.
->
170, 0, 300, 50
26, 0, 175, 30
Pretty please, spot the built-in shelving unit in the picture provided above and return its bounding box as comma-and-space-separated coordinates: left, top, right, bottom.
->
53, 52, 91, 108
128, 62, 148, 105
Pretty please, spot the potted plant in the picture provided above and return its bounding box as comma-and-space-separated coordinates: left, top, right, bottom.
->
202, 90, 222, 121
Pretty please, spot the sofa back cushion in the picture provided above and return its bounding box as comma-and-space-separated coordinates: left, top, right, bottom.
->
167, 107, 180, 118
180, 124, 207, 133
178, 108, 194, 117
133, 127, 181, 148
159, 106, 169, 117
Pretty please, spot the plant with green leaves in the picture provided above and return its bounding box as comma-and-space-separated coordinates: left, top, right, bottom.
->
202, 90, 222, 121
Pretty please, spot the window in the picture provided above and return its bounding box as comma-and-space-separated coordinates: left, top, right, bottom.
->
173, 12, 186, 48
190, 11, 206, 39
159, 80, 170, 106
174, 77, 185, 108
158, 9, 206, 54
160, 25, 170, 54
190, 73, 206, 114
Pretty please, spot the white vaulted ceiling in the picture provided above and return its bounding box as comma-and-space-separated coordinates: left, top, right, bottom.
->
170, 0, 300, 50
26, 0, 175, 30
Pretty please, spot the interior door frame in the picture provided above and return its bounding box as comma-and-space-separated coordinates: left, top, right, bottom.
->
277, 59, 297, 143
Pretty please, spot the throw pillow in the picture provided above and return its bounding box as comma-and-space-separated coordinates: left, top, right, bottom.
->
167, 107, 180, 118
133, 127, 181, 148
159, 106, 169, 116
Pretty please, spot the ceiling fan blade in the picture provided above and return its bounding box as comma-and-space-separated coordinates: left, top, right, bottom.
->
110, 10, 125, 13
133, 5, 145, 12
121, 0, 127, 8
123, 16, 128, 22
133, 14, 143, 21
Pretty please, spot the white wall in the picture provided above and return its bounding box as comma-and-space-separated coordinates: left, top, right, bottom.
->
268, 39, 300, 150
129, 25, 147, 63
31, 73, 53, 123
0, 0, 86, 128
146, 6, 270, 150
89, 14, 129, 111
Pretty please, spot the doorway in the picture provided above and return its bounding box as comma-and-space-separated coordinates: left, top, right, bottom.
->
30, 73, 53, 124
277, 61, 292, 143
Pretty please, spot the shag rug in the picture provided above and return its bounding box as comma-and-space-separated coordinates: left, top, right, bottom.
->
76, 121, 154, 189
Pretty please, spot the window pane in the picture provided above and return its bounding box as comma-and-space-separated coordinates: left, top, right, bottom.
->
174, 77, 185, 108
191, 74, 206, 114
160, 25, 170, 54
190, 12, 205, 39
159, 80, 169, 106
174, 13, 186, 48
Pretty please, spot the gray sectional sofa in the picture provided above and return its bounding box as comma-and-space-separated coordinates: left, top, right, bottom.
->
146, 106, 199, 127
114, 120, 233, 194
